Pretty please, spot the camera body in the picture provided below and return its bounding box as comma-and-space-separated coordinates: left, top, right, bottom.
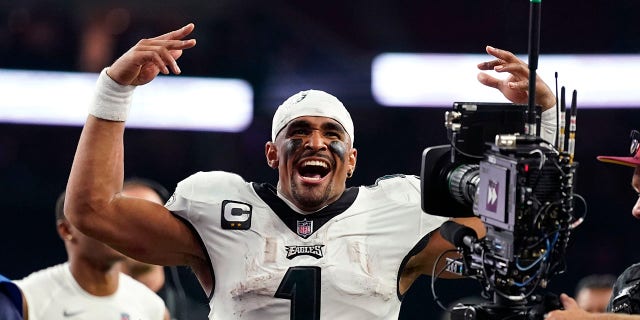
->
465, 135, 575, 296
421, 102, 579, 319
421, 102, 541, 219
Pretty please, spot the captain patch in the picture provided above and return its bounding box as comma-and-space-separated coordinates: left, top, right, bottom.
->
221, 200, 252, 230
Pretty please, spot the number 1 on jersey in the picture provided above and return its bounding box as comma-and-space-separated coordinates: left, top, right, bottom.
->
275, 266, 321, 320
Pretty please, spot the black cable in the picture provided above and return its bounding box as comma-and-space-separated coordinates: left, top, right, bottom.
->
430, 249, 462, 311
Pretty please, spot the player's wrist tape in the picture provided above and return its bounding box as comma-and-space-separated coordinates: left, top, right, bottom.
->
88, 68, 135, 122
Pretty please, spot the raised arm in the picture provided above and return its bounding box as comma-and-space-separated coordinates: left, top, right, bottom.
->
65, 24, 208, 280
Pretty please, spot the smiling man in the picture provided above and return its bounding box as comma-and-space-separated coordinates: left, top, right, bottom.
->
267, 90, 357, 212
64, 23, 557, 320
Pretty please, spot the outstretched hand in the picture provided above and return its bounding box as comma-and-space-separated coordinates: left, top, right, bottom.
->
477, 46, 555, 111
107, 23, 197, 86
545, 293, 593, 320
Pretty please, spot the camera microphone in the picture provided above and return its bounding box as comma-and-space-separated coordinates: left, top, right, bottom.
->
439, 220, 479, 249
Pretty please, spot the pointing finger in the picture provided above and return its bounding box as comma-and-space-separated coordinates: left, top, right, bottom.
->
154, 23, 196, 41
486, 45, 519, 63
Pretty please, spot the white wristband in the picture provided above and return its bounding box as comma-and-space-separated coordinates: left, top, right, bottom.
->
88, 68, 135, 122
540, 104, 557, 143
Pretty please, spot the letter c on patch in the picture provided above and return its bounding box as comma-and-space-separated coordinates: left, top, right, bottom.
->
221, 200, 252, 230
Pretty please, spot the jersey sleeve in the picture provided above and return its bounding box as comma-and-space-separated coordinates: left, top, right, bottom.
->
14, 266, 61, 320
369, 174, 448, 235
165, 171, 247, 221
14, 276, 43, 320
540, 106, 557, 144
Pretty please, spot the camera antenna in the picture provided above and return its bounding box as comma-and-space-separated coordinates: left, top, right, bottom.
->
568, 89, 578, 162
559, 86, 566, 152
527, 0, 542, 137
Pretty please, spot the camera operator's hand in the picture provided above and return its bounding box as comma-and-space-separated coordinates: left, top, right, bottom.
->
545, 293, 590, 319
477, 46, 555, 111
546, 294, 640, 319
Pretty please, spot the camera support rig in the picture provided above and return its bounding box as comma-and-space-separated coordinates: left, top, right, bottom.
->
420, 1, 585, 317
451, 135, 577, 319
422, 121, 580, 319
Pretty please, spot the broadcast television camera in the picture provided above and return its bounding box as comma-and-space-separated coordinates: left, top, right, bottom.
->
421, 102, 581, 320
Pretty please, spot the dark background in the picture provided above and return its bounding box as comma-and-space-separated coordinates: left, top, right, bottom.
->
2, 0, 640, 319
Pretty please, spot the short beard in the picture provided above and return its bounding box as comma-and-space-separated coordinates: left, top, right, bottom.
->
290, 181, 333, 211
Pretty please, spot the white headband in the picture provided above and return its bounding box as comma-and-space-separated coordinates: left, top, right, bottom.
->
271, 90, 354, 145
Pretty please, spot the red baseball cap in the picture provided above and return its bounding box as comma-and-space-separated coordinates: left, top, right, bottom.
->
596, 130, 640, 167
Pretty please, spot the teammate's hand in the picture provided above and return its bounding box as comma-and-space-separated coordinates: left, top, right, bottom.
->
107, 23, 197, 86
477, 45, 555, 111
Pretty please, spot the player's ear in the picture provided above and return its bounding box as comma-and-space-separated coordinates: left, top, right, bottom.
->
265, 141, 279, 169
348, 147, 357, 175
57, 219, 73, 242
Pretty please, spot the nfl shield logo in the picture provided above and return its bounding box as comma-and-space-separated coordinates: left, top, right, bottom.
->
297, 219, 313, 238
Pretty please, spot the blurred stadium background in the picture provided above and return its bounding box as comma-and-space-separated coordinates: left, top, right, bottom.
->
1, 1, 640, 318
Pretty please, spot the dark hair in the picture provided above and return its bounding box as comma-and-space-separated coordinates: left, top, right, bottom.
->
55, 190, 66, 222
123, 177, 170, 203
575, 274, 617, 295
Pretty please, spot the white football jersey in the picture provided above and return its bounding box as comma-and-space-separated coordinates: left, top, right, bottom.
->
16, 262, 166, 320
166, 172, 448, 320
